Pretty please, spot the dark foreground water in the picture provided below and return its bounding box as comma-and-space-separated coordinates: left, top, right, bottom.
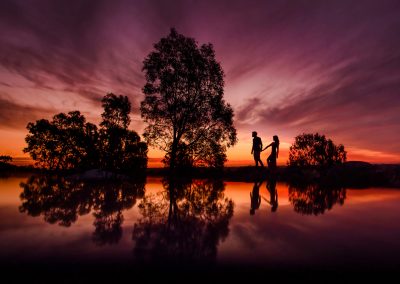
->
1, 174, 400, 281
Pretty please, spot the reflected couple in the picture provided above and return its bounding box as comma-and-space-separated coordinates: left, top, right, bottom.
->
288, 182, 346, 215
250, 176, 278, 215
19, 175, 145, 245
266, 177, 278, 212
132, 178, 234, 264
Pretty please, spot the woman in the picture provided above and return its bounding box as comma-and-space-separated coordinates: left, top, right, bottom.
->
262, 135, 279, 169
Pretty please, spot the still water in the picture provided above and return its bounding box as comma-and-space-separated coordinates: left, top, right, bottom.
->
1, 174, 400, 277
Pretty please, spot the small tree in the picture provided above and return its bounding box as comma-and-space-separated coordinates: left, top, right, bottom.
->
141, 28, 237, 169
0, 155, 12, 164
24, 111, 97, 170
0, 155, 13, 170
99, 93, 148, 172
288, 133, 346, 167
24, 93, 147, 172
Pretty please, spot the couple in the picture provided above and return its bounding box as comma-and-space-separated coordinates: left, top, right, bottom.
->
251, 131, 279, 169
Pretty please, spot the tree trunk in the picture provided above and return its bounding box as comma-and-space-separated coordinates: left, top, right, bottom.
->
170, 138, 178, 171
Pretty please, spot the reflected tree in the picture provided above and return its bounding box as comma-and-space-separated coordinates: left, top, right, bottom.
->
19, 175, 145, 245
132, 178, 234, 263
19, 175, 93, 226
92, 181, 145, 246
288, 182, 346, 215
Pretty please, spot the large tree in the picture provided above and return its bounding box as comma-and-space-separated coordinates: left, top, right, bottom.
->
288, 133, 347, 167
141, 28, 237, 169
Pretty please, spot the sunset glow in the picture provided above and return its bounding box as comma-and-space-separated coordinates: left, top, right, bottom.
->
1, 0, 399, 165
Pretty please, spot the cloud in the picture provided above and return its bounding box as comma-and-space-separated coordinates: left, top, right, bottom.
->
241, 49, 400, 154
0, 97, 56, 129
1, 0, 400, 161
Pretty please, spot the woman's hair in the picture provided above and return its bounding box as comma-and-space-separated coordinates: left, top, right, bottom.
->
273, 135, 279, 145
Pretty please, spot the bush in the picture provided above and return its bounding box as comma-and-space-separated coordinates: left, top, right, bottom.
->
288, 133, 346, 167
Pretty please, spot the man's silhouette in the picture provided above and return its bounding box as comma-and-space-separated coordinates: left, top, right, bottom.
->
251, 131, 264, 167
250, 180, 262, 215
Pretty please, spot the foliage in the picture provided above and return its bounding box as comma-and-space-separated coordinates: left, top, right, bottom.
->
141, 28, 237, 169
288, 182, 346, 215
19, 175, 145, 245
288, 133, 347, 167
132, 178, 234, 262
0, 155, 13, 170
0, 155, 12, 164
24, 111, 98, 170
99, 93, 148, 172
23, 93, 147, 172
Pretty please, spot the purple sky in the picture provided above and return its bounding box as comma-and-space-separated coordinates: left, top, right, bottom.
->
1, 0, 399, 163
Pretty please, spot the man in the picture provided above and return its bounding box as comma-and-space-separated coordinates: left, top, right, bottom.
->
251, 131, 264, 167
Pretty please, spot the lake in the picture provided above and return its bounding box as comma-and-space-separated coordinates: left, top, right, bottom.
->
1, 173, 399, 281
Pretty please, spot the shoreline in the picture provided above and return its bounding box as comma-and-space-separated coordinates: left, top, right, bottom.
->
1, 161, 400, 188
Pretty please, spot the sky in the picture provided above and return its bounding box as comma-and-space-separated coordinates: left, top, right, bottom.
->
0, 0, 399, 165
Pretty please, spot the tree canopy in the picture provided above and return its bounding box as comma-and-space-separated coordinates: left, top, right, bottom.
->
141, 28, 237, 169
99, 93, 148, 172
288, 133, 347, 167
24, 93, 147, 172
0, 155, 12, 164
24, 111, 96, 170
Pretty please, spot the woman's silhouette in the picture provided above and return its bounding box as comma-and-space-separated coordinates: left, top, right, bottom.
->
262, 135, 279, 169
266, 177, 278, 212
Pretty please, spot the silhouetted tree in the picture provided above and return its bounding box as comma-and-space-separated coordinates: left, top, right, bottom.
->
288, 182, 346, 215
24, 111, 98, 170
141, 28, 237, 169
0, 155, 13, 170
99, 93, 148, 172
132, 178, 234, 263
23, 94, 148, 172
0, 155, 12, 164
288, 133, 346, 167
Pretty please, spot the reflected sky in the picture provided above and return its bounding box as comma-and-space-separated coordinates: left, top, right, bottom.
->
0, 174, 400, 271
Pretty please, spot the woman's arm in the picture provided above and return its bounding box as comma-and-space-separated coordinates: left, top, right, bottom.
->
262, 143, 273, 151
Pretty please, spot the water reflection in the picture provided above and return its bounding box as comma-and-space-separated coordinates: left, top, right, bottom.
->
250, 180, 262, 215
132, 178, 234, 263
19, 175, 145, 245
288, 182, 346, 215
266, 177, 278, 212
